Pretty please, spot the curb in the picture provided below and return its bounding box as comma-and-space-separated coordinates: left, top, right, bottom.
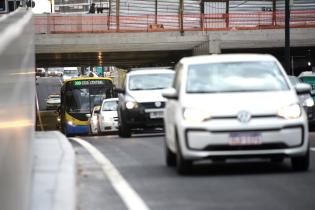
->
31, 131, 76, 210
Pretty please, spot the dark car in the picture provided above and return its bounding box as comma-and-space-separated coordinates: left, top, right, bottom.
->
289, 75, 315, 130
117, 69, 174, 137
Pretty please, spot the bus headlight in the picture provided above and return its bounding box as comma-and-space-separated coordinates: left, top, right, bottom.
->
126, 101, 138, 109
67, 120, 73, 125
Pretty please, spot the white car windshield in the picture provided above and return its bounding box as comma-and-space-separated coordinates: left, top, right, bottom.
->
186, 61, 289, 93
102, 100, 118, 111
128, 73, 173, 91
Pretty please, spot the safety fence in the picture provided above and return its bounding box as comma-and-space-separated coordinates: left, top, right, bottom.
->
34, 10, 315, 34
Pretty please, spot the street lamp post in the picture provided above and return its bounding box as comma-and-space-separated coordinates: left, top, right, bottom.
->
285, 0, 291, 74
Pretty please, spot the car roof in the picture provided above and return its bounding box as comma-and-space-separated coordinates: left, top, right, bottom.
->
102, 98, 118, 103
298, 71, 315, 77
179, 54, 278, 65
127, 69, 174, 76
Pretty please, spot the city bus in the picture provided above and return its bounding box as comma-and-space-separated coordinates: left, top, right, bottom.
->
59, 77, 116, 136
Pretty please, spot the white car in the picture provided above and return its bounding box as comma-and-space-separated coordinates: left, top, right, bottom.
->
98, 98, 119, 133
163, 54, 310, 174
46, 94, 61, 110
62, 68, 79, 81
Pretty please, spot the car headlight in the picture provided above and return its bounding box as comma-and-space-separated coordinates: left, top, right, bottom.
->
303, 97, 314, 107
126, 101, 138, 109
183, 108, 211, 122
277, 104, 301, 119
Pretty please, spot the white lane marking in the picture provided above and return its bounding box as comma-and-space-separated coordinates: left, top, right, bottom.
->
58, 78, 63, 86
311, 148, 315, 152
71, 137, 150, 210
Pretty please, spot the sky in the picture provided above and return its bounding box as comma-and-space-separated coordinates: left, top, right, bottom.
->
32, 0, 51, 14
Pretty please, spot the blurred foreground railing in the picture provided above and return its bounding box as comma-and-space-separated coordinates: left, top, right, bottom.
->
34, 10, 315, 34
0, 8, 35, 210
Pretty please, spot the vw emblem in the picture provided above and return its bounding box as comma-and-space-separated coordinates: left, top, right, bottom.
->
155, 101, 162, 108
237, 111, 251, 123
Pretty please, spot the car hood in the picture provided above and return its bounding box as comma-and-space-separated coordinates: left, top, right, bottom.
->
128, 90, 166, 103
181, 91, 299, 116
100, 111, 117, 118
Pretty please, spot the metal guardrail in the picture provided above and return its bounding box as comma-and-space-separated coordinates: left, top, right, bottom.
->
0, 8, 35, 210
34, 10, 315, 34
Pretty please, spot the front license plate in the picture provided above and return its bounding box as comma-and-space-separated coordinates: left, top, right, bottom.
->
149, 111, 164, 119
229, 132, 262, 145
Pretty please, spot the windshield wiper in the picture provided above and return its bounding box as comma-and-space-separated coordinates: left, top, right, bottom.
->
130, 88, 145, 91
145, 87, 166, 90
186, 90, 219, 94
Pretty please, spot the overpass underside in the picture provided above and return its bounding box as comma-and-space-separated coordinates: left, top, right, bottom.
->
35, 28, 315, 72
36, 50, 192, 68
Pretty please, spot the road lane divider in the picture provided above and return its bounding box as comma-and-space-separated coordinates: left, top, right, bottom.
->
70, 137, 150, 210
58, 78, 63, 86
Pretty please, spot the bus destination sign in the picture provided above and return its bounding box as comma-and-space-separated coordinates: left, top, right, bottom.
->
73, 80, 105, 86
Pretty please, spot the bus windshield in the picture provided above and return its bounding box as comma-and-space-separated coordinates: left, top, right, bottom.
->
65, 85, 114, 113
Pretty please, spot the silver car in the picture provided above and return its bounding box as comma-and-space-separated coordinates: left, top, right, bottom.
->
163, 54, 310, 174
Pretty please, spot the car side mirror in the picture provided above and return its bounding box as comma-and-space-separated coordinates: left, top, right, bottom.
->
295, 83, 311, 95
162, 88, 178, 100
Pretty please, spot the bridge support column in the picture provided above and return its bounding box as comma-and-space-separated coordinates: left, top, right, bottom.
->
208, 34, 221, 54
193, 41, 209, 55
193, 34, 222, 55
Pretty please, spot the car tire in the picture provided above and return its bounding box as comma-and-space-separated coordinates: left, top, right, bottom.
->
291, 149, 310, 171
97, 123, 102, 136
175, 131, 192, 175
309, 123, 315, 132
165, 141, 176, 167
118, 121, 131, 138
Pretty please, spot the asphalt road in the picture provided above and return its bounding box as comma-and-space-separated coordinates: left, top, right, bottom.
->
72, 132, 315, 210
36, 76, 62, 111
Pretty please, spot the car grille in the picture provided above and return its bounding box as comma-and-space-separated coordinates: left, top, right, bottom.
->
203, 143, 288, 151
139, 102, 165, 109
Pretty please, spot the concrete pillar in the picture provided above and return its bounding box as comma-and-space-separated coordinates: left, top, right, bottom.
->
209, 40, 221, 54
193, 41, 209, 56
208, 34, 221, 54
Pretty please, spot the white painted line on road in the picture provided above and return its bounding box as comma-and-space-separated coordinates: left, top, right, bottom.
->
58, 78, 63, 86
311, 148, 315, 152
71, 137, 150, 210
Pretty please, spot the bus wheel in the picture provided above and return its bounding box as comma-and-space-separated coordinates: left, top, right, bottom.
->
118, 122, 131, 138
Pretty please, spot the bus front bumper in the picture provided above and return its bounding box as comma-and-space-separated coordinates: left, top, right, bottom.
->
66, 124, 89, 136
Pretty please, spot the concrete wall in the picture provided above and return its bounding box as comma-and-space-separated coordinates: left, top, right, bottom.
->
0, 8, 35, 210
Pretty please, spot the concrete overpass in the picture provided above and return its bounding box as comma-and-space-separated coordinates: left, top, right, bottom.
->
34, 10, 315, 71
35, 28, 315, 69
